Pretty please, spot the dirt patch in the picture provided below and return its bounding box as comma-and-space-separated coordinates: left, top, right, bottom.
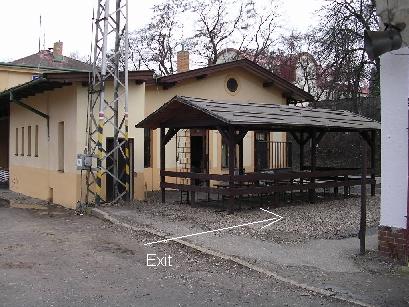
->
0, 261, 34, 269
0, 198, 9, 208
95, 240, 136, 256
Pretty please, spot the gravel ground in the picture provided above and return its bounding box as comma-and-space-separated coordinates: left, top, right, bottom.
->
120, 191, 380, 244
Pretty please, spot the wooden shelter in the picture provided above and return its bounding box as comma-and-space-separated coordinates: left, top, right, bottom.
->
136, 95, 381, 253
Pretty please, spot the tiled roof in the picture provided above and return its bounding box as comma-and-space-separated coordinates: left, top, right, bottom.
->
10, 50, 92, 71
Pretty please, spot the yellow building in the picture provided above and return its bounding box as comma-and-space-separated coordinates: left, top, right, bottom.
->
0, 50, 313, 208
0, 42, 92, 183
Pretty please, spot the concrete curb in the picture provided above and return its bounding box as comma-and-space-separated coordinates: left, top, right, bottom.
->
91, 208, 375, 307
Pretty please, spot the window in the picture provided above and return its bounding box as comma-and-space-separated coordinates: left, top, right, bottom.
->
21, 127, 24, 156
58, 122, 64, 172
35, 125, 39, 157
15, 128, 18, 156
144, 128, 152, 168
27, 126, 32, 156
226, 78, 238, 93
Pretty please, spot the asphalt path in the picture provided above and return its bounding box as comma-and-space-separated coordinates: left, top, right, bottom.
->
0, 203, 350, 307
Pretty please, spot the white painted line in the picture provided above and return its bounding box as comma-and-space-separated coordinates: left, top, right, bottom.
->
259, 208, 284, 229
144, 208, 283, 246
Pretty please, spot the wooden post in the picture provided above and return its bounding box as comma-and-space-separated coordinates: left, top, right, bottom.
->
299, 133, 304, 192
228, 126, 236, 212
309, 130, 317, 203
160, 127, 166, 203
370, 130, 376, 196
360, 137, 368, 255
344, 175, 349, 197
239, 138, 244, 175
299, 132, 304, 170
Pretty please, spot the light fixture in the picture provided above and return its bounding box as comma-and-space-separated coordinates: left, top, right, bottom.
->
364, 23, 406, 60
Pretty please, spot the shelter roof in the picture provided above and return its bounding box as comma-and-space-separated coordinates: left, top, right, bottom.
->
136, 96, 380, 131
0, 70, 154, 104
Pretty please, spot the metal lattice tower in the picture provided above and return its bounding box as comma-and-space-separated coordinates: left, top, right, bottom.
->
86, 0, 129, 205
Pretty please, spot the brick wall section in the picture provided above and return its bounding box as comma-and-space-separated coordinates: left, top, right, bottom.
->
378, 226, 408, 263
177, 51, 189, 73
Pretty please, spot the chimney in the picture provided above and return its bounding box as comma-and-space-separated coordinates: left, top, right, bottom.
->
177, 50, 189, 73
53, 41, 63, 61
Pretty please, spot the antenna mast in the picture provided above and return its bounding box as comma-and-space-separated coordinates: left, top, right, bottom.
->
85, 0, 130, 205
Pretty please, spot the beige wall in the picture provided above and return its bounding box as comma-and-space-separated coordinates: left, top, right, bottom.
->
76, 82, 146, 201
144, 67, 287, 191
0, 67, 38, 91
9, 85, 80, 208
9, 81, 147, 208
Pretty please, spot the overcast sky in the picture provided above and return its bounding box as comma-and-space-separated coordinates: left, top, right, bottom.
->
0, 0, 325, 62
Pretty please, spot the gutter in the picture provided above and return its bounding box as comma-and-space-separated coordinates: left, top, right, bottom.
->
0, 62, 91, 73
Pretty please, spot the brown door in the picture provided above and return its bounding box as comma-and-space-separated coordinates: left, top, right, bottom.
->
190, 129, 208, 174
255, 132, 270, 171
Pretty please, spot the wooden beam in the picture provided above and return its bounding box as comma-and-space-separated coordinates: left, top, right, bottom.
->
309, 130, 317, 202
360, 137, 367, 255
282, 91, 294, 99
196, 74, 207, 80
299, 132, 305, 189
290, 131, 301, 144
162, 128, 179, 145
359, 131, 371, 146
235, 129, 248, 143
301, 133, 312, 146
162, 81, 177, 90
217, 126, 231, 143
160, 128, 166, 203
263, 81, 274, 88
316, 131, 326, 145
10, 93, 50, 138
239, 137, 244, 175
228, 126, 236, 212
370, 130, 376, 196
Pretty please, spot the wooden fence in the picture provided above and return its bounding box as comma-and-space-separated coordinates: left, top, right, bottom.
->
161, 169, 375, 197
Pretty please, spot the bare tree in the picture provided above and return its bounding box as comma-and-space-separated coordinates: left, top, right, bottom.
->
188, 0, 251, 65
311, 0, 379, 102
129, 0, 186, 75
237, 1, 280, 64
69, 51, 91, 64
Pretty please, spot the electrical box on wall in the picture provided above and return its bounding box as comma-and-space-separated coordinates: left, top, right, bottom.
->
76, 154, 93, 170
